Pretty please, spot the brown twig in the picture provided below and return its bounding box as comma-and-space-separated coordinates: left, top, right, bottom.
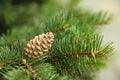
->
50, 47, 107, 59
0, 58, 22, 68
50, 57, 73, 75
75, 13, 87, 18
52, 24, 69, 33
94, 21, 108, 26
21, 59, 42, 80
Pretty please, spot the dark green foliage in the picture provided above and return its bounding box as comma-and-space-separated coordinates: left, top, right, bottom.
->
0, 14, 9, 35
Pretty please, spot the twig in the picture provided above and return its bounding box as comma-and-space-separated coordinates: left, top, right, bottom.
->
52, 24, 69, 33
21, 59, 42, 80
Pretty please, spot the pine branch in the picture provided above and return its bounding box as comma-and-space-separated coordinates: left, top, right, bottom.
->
52, 24, 69, 33
1, 53, 68, 80
0, 1, 114, 80
22, 56, 69, 80
43, 10, 69, 33
48, 33, 113, 78
3, 68, 31, 80
75, 10, 112, 27
34, 63, 69, 80
0, 41, 25, 68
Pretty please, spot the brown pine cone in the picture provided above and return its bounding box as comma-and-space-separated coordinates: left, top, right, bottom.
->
25, 32, 54, 58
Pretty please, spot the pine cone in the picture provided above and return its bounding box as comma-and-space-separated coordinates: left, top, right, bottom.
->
25, 32, 54, 58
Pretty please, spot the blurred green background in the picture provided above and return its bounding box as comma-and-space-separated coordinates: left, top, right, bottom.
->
0, 0, 81, 32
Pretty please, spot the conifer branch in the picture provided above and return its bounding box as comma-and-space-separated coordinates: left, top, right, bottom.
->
21, 59, 42, 80
0, 1, 114, 80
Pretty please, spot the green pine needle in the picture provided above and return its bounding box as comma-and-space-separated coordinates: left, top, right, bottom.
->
3, 68, 31, 80
48, 33, 113, 77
